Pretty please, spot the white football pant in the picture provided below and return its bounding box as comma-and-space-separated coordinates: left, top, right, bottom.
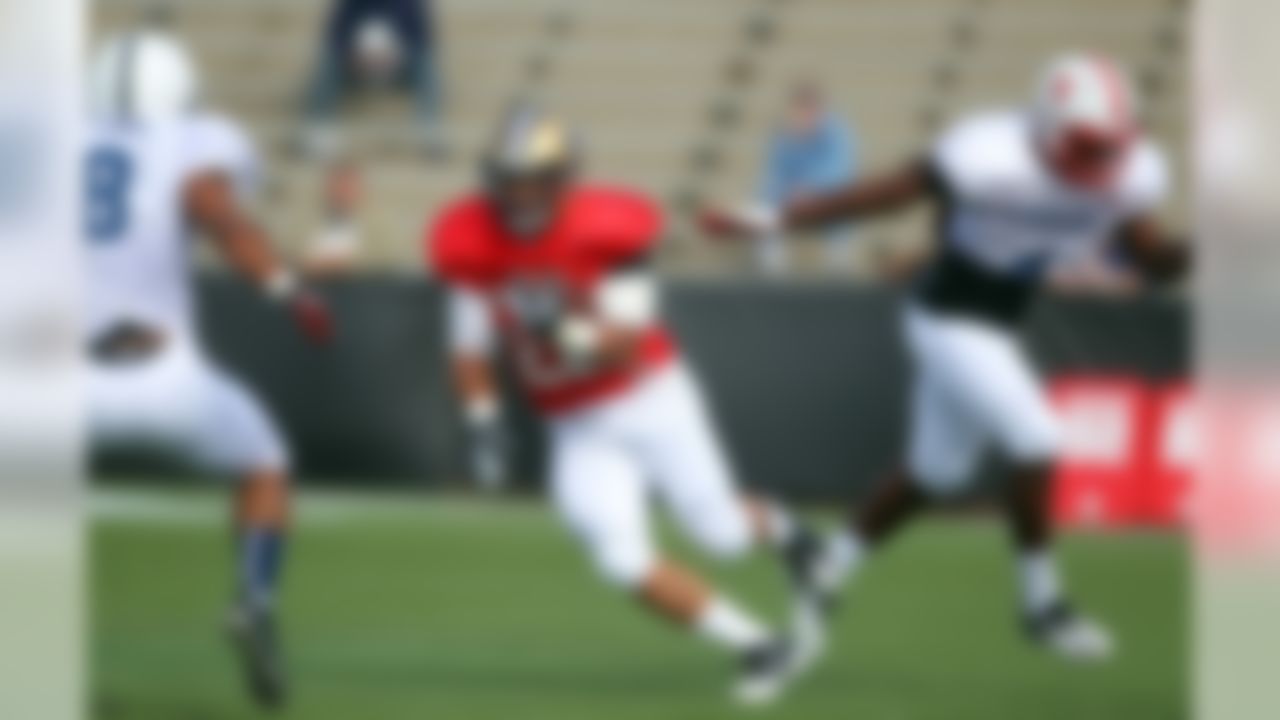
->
904, 305, 1060, 495
549, 362, 753, 587
88, 340, 289, 477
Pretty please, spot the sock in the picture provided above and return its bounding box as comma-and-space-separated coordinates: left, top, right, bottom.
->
817, 529, 868, 592
238, 526, 286, 612
695, 596, 771, 652
1017, 550, 1062, 615
758, 499, 798, 548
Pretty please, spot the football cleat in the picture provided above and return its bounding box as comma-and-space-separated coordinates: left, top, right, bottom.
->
1024, 600, 1115, 662
780, 524, 832, 672
226, 603, 289, 709
733, 638, 800, 707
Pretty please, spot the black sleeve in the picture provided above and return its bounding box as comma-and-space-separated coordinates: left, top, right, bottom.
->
918, 155, 953, 201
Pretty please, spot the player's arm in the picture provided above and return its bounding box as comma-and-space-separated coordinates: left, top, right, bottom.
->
185, 171, 334, 343
554, 255, 659, 371
700, 160, 933, 239
445, 285, 507, 489
1112, 214, 1191, 285
186, 171, 290, 289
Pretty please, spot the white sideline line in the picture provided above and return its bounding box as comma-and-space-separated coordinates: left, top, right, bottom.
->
91, 488, 542, 527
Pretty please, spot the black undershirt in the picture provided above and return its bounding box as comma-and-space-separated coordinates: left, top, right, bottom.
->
915, 160, 1039, 327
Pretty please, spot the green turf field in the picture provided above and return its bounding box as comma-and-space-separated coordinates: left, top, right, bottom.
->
93, 488, 1187, 720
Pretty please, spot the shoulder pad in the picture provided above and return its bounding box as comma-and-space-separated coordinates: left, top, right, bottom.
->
428, 195, 501, 284
572, 186, 663, 260
182, 112, 257, 182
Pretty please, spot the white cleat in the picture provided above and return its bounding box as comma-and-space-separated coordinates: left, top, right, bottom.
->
789, 595, 829, 675
780, 525, 835, 675
1026, 602, 1116, 663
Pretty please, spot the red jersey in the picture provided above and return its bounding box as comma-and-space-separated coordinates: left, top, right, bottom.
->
429, 184, 678, 416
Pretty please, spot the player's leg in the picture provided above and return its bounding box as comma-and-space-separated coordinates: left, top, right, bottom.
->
631, 365, 820, 700
231, 467, 290, 615
816, 310, 986, 602
549, 416, 781, 703
195, 365, 293, 707
87, 341, 205, 459
629, 367, 810, 559
980, 341, 1113, 661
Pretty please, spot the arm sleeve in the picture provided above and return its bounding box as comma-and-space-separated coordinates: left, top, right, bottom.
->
1123, 143, 1171, 217
595, 269, 658, 329
446, 286, 495, 356
182, 115, 260, 199
926, 124, 963, 194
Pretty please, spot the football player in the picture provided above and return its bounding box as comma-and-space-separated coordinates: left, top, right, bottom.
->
429, 105, 824, 704
702, 54, 1188, 661
86, 30, 333, 707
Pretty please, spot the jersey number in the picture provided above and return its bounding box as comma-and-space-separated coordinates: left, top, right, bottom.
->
85, 147, 133, 242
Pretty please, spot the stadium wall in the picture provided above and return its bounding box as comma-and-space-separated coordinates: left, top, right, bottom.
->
98, 276, 1189, 502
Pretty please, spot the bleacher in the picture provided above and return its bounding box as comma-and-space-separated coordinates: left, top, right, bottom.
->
93, 0, 1187, 277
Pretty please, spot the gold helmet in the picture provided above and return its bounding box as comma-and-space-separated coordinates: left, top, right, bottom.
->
482, 102, 579, 236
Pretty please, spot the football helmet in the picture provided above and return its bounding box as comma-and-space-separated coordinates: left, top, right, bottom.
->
1030, 53, 1138, 189
89, 30, 198, 124
481, 103, 579, 237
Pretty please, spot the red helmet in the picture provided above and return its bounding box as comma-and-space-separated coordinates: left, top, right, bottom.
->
1030, 53, 1139, 189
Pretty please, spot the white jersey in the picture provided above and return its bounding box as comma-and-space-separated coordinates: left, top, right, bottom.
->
84, 112, 257, 343
919, 109, 1168, 322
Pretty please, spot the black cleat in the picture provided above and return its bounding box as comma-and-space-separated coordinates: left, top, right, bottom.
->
781, 524, 833, 670
782, 524, 826, 601
733, 638, 798, 706
226, 603, 288, 709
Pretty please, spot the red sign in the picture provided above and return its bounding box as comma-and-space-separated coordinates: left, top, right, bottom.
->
1048, 375, 1196, 530
1049, 376, 1153, 528
1141, 382, 1197, 526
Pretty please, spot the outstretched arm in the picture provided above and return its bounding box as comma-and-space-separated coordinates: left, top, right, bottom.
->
1112, 214, 1191, 285
784, 160, 932, 229
186, 171, 289, 287
701, 160, 933, 239
185, 170, 334, 343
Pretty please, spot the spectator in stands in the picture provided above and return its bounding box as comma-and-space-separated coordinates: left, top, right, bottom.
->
301, 0, 443, 158
756, 81, 857, 276
302, 159, 366, 277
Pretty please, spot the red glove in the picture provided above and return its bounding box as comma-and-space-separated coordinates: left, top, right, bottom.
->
290, 291, 335, 346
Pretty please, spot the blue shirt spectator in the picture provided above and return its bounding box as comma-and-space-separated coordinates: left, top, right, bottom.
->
761, 115, 855, 205
756, 83, 858, 274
